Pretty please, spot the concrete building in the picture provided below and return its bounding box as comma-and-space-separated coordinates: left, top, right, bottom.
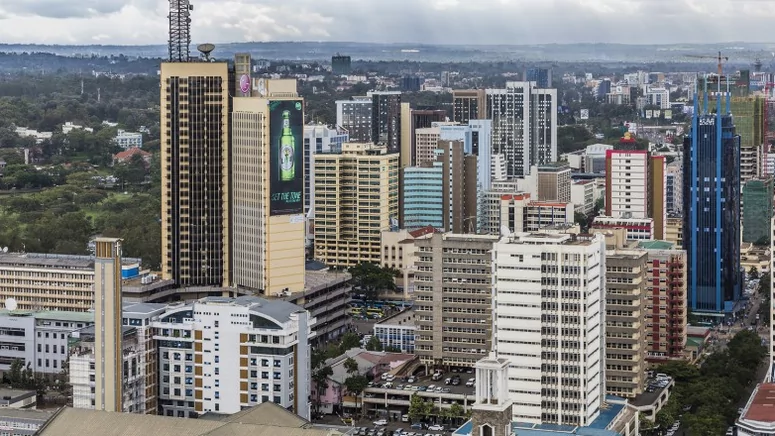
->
665, 161, 682, 214
452, 89, 486, 124
606, 150, 648, 219
645, 87, 670, 109
304, 124, 349, 214
494, 193, 573, 234
400, 108, 448, 168
592, 215, 654, 241
414, 127, 441, 166
743, 177, 773, 244
114, 130, 143, 149
369, 91, 402, 154
0, 310, 92, 375
0, 409, 52, 435
637, 240, 688, 361
313, 143, 399, 267
335, 97, 372, 142
93, 238, 124, 413
380, 227, 436, 296
287, 270, 351, 345
160, 61, 231, 288
486, 82, 558, 177
373, 310, 416, 353
665, 215, 683, 249
231, 84, 306, 296
571, 179, 596, 215
0, 252, 141, 312
439, 120, 494, 194
414, 233, 499, 369
770, 217, 775, 375
493, 232, 605, 426
152, 296, 314, 418
601, 238, 647, 399
736, 383, 775, 436
535, 163, 571, 203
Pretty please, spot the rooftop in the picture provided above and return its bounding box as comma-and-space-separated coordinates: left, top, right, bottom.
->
176, 295, 307, 324
0, 407, 53, 421
0, 388, 36, 401
376, 309, 415, 326
637, 240, 675, 250
0, 252, 141, 270
123, 301, 167, 315
0, 309, 94, 323
742, 383, 775, 422
304, 270, 351, 293
37, 404, 339, 436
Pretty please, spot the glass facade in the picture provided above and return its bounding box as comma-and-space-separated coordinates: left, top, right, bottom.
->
402, 164, 443, 230
683, 95, 742, 315
742, 178, 774, 244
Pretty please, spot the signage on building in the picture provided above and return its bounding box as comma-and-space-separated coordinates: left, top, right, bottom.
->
269, 100, 304, 216
579, 109, 589, 120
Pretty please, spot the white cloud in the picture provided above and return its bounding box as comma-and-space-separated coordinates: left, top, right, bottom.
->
0, 0, 772, 45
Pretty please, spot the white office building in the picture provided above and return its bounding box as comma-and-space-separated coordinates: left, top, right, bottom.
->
152, 296, 314, 419
493, 232, 605, 427
113, 130, 143, 149
303, 124, 349, 214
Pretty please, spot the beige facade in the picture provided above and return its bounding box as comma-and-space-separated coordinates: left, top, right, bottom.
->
380, 227, 435, 297
604, 248, 647, 398
665, 216, 683, 249
536, 164, 571, 202
414, 127, 440, 166
482, 192, 573, 235
93, 238, 124, 412
314, 143, 399, 267
231, 83, 305, 296
414, 233, 498, 368
160, 62, 231, 287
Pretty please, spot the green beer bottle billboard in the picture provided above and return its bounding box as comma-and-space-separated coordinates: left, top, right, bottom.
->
279, 110, 295, 181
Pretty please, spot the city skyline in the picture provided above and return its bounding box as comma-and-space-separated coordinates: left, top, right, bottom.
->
4, 0, 775, 46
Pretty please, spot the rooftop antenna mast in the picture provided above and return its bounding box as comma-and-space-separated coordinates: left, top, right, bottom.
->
168, 0, 193, 62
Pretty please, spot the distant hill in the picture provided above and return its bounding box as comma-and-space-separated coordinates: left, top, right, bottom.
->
0, 41, 773, 66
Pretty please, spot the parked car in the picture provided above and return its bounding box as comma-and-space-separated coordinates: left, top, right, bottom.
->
428, 425, 444, 431
402, 415, 410, 422
407, 376, 416, 383
374, 419, 388, 426
466, 378, 475, 387
411, 423, 423, 430
444, 378, 452, 385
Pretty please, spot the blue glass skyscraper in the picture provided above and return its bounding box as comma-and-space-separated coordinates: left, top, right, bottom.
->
682, 82, 742, 317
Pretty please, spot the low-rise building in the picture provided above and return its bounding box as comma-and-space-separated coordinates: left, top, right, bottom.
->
373, 310, 416, 353
113, 147, 151, 166
592, 215, 654, 241
571, 179, 596, 215
736, 383, 775, 436
0, 408, 53, 435
0, 389, 36, 408
114, 130, 143, 149
286, 269, 352, 345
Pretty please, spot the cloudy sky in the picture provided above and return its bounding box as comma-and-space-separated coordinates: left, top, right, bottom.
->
0, 0, 774, 45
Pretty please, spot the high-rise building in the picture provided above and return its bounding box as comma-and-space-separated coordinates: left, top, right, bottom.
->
160, 61, 232, 288
605, 150, 666, 239
402, 108, 447, 167
313, 144, 399, 267
331, 54, 352, 75
231, 83, 306, 296
665, 161, 683, 214
414, 233, 498, 369
452, 89, 485, 124
414, 126, 442, 166
683, 87, 742, 315
93, 238, 124, 413
233, 53, 251, 97
637, 240, 688, 361
493, 232, 605, 425
335, 97, 372, 142
402, 164, 444, 230
525, 67, 552, 88
742, 177, 774, 244
485, 192, 573, 235
369, 91, 402, 154
152, 296, 313, 418
535, 163, 571, 202
486, 82, 557, 177
303, 125, 348, 215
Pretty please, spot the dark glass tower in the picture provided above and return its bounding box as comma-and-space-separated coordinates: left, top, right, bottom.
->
682, 85, 742, 316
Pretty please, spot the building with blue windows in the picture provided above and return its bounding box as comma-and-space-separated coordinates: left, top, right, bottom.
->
682, 85, 742, 317
525, 67, 552, 88
402, 163, 444, 230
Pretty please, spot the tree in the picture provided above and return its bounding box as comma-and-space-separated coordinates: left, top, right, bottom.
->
448, 403, 464, 424
344, 374, 369, 412
344, 357, 359, 375
409, 393, 432, 422
311, 365, 333, 414
574, 211, 589, 231
365, 336, 384, 352
339, 332, 361, 353
349, 262, 397, 301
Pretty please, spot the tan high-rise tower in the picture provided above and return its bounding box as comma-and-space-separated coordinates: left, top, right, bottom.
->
160, 61, 232, 287
94, 237, 123, 412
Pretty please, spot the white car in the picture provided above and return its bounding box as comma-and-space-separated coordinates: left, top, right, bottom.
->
428, 425, 444, 431
374, 420, 388, 426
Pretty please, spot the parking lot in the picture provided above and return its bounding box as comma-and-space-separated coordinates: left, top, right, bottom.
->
367, 369, 476, 397
342, 420, 453, 436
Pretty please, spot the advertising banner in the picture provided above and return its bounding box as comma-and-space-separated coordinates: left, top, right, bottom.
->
269, 100, 304, 216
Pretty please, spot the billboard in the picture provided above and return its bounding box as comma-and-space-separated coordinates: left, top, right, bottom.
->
269, 100, 304, 216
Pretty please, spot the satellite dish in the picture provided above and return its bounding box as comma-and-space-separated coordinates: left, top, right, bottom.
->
500, 225, 512, 238
197, 43, 215, 61
5, 298, 17, 312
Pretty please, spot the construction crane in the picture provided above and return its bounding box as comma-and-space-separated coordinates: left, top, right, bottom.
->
684, 51, 729, 76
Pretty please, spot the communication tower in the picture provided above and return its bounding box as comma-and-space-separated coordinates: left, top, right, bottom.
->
168, 0, 193, 62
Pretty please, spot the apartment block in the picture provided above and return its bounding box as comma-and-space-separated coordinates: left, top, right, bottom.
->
335, 97, 372, 142
638, 240, 688, 361
313, 143, 399, 267
452, 89, 486, 124
152, 296, 313, 418
414, 233, 498, 369
603, 247, 647, 399
536, 163, 571, 203
606, 150, 648, 218
0, 252, 141, 312
493, 232, 605, 426
482, 192, 573, 236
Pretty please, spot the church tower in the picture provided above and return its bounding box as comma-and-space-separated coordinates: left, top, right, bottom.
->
471, 354, 514, 436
